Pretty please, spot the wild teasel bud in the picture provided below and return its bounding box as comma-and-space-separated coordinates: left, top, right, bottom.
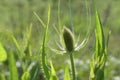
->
63, 27, 74, 52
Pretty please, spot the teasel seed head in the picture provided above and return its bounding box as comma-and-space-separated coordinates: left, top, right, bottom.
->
63, 26, 74, 52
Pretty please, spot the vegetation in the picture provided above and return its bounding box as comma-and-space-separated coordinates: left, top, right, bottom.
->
0, 0, 120, 80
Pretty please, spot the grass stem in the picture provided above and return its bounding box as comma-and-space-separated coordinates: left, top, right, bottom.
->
69, 52, 76, 80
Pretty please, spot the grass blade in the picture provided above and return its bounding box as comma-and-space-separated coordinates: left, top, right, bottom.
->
95, 11, 105, 50
34, 12, 46, 28
64, 65, 70, 80
40, 4, 51, 80
50, 61, 58, 80
29, 62, 40, 80
21, 72, 30, 80
11, 35, 23, 59
8, 51, 19, 80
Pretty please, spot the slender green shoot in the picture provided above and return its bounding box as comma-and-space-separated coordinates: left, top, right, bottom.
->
69, 52, 76, 80
64, 65, 71, 80
50, 61, 58, 80
42, 4, 51, 80
33, 12, 46, 28
69, 0, 74, 31
11, 35, 23, 59
58, 0, 61, 31
8, 51, 19, 80
34, 4, 51, 80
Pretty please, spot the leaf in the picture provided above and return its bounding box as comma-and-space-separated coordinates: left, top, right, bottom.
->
8, 51, 19, 80
27, 23, 32, 41
29, 62, 40, 80
0, 73, 6, 80
95, 11, 105, 51
21, 72, 30, 80
0, 42, 7, 62
23, 23, 32, 51
40, 4, 51, 80
90, 11, 109, 80
33, 12, 46, 28
24, 43, 32, 60
90, 67, 95, 79
64, 65, 70, 80
11, 35, 23, 59
95, 11, 106, 65
50, 61, 58, 80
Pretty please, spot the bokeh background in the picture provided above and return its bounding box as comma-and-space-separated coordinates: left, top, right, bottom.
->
0, 0, 120, 80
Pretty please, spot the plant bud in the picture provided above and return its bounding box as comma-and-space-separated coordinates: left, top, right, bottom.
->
63, 27, 74, 52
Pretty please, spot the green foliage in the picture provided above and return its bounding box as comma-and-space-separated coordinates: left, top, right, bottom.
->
90, 11, 110, 80
0, 0, 116, 80
0, 73, 6, 80
21, 62, 41, 80
8, 51, 19, 80
21, 72, 30, 80
37, 4, 51, 80
69, 52, 76, 80
23, 24, 32, 59
0, 42, 7, 62
11, 35, 23, 59
29, 62, 41, 80
64, 65, 71, 80
50, 61, 58, 80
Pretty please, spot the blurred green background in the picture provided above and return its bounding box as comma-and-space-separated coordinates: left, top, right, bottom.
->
0, 0, 120, 80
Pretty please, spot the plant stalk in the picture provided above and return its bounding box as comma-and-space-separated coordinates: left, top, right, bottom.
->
69, 52, 76, 80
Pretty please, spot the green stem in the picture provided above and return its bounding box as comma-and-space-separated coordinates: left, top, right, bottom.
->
69, 52, 76, 80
